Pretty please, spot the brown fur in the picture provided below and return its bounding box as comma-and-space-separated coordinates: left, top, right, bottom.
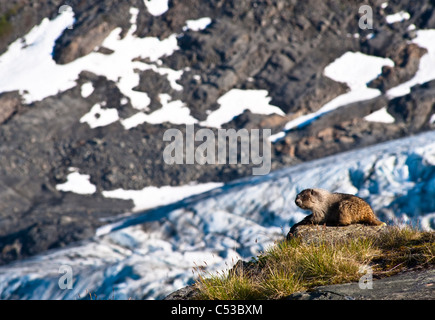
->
288, 188, 384, 238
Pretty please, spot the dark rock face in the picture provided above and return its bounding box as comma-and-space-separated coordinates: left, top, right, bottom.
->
388, 80, 435, 132
368, 43, 428, 92
0, 0, 434, 266
164, 285, 200, 300
0, 91, 23, 124
52, 0, 135, 64
274, 79, 435, 161
163, 0, 362, 119
287, 268, 435, 300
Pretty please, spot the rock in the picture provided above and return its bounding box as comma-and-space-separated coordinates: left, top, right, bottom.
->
52, 1, 133, 64
287, 224, 388, 245
163, 0, 363, 120
287, 268, 435, 300
0, 91, 23, 124
53, 21, 115, 65
368, 43, 427, 92
134, 69, 174, 111
387, 80, 435, 132
163, 285, 200, 300
222, 109, 290, 133
273, 75, 435, 162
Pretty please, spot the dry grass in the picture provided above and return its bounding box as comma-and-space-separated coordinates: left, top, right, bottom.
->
195, 226, 435, 300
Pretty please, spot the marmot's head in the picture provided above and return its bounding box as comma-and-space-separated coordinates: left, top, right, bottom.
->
295, 188, 330, 210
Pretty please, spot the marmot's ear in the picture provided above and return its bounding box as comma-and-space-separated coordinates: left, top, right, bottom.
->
310, 189, 315, 196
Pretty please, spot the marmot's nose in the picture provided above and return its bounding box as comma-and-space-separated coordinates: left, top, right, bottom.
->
295, 197, 301, 207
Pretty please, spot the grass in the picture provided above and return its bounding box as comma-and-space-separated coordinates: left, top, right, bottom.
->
195, 226, 435, 300
0, 13, 12, 38
0, 6, 21, 38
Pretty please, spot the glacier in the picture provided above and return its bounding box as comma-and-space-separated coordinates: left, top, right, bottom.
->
0, 130, 434, 300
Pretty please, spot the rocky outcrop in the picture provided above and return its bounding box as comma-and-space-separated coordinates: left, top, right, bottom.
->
287, 223, 388, 245
368, 43, 428, 92
287, 268, 435, 300
274, 80, 435, 161
388, 79, 435, 132
0, 91, 23, 124
164, 285, 201, 300
52, 0, 134, 64
164, 0, 361, 119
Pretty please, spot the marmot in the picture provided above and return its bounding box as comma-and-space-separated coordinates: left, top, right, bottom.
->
287, 188, 384, 239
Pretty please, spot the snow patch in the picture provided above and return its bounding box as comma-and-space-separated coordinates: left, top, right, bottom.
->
386, 11, 410, 24
407, 24, 416, 31
183, 17, 212, 31
80, 82, 94, 98
121, 93, 198, 129
0, 7, 180, 111
0, 9, 75, 103
200, 89, 285, 128
323, 52, 393, 89
364, 107, 395, 123
101, 181, 223, 212
80, 103, 119, 129
143, 0, 169, 16
56, 168, 97, 195
155, 67, 184, 91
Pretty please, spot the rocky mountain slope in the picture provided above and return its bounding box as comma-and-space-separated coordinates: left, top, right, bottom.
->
0, 0, 434, 299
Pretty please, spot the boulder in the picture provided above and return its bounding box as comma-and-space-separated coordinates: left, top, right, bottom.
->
368, 43, 428, 92
287, 223, 388, 245
0, 91, 22, 124
164, 285, 201, 300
